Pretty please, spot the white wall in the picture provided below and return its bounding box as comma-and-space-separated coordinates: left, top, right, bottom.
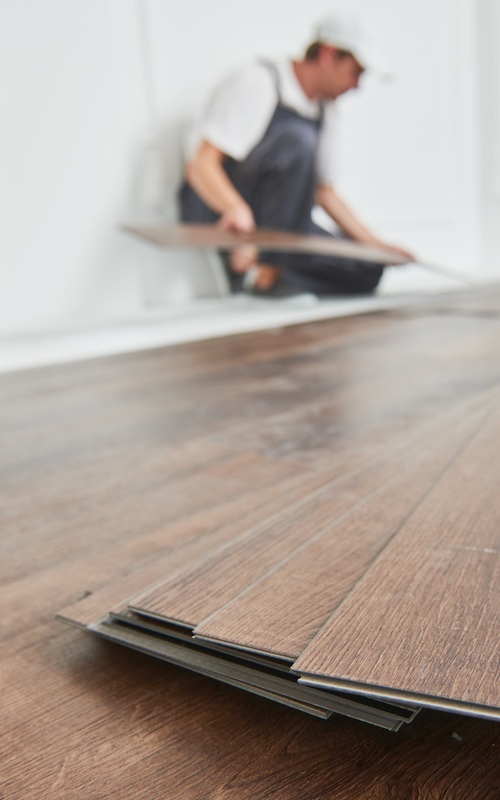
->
476, 0, 500, 274
332, 0, 481, 270
0, 0, 494, 335
0, 0, 148, 331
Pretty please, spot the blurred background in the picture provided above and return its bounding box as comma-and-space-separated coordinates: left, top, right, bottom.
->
0, 0, 498, 354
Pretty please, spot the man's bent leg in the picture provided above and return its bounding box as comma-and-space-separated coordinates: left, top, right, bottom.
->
225, 117, 317, 237
178, 183, 248, 292
283, 222, 384, 295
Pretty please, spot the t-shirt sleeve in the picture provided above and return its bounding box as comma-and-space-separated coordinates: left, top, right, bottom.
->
316, 104, 340, 187
199, 63, 278, 161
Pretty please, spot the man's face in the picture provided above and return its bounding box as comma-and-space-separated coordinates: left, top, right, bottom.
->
319, 47, 365, 99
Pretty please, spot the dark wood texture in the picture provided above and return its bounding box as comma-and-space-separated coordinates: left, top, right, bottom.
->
294, 402, 500, 712
194, 403, 488, 658
122, 222, 408, 264
3, 287, 500, 797
127, 425, 426, 629
56, 467, 328, 630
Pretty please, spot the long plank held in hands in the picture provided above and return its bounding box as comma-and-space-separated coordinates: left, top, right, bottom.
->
121, 223, 408, 266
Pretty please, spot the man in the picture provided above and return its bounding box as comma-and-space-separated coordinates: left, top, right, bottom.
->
179, 12, 414, 295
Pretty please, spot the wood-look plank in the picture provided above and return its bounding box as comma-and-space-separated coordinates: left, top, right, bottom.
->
56, 464, 340, 630
125, 404, 461, 630
6, 444, 302, 586
207, 310, 500, 469
91, 617, 420, 729
193, 403, 488, 658
90, 620, 333, 720
60, 406, 491, 725
3, 625, 499, 799
123, 222, 408, 264
294, 403, 500, 712
3, 288, 500, 798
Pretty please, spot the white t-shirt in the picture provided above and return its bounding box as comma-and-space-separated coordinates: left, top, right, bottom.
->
186, 59, 339, 186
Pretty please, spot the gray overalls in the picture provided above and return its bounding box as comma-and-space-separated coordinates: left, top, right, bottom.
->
179, 62, 383, 295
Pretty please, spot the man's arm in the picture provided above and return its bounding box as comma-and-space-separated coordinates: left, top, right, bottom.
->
185, 141, 256, 233
316, 183, 414, 261
184, 61, 276, 232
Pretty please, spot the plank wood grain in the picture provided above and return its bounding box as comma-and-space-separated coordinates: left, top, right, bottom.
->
2, 629, 499, 799
56, 465, 339, 630
3, 287, 500, 798
194, 403, 489, 658
126, 403, 469, 630
122, 223, 408, 265
207, 308, 500, 470
295, 403, 500, 711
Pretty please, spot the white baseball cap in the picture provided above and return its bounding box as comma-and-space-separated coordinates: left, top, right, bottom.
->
315, 13, 393, 80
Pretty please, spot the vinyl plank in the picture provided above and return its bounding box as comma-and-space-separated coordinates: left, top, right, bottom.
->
4, 290, 500, 798
4, 624, 499, 799
294, 402, 500, 712
91, 619, 417, 729
125, 414, 440, 630
206, 313, 500, 469
5, 444, 300, 591
125, 394, 490, 632
193, 402, 488, 659
90, 620, 333, 720
111, 608, 421, 720
123, 223, 408, 264
55, 463, 332, 630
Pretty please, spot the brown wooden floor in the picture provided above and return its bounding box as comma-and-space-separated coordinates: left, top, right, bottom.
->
2, 288, 500, 799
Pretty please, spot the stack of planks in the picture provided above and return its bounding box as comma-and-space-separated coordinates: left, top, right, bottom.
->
58, 374, 500, 731
6, 283, 500, 798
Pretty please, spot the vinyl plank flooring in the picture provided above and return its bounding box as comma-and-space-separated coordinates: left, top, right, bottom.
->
3, 626, 499, 799
125, 405, 458, 630
3, 288, 500, 798
206, 314, 500, 468
56, 464, 340, 630
123, 222, 407, 264
193, 401, 489, 658
57, 401, 495, 724
295, 402, 500, 712
90, 620, 333, 720
4, 444, 300, 591
90, 617, 417, 730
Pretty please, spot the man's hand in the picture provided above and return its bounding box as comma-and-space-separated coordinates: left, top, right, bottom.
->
317, 185, 416, 264
217, 203, 256, 233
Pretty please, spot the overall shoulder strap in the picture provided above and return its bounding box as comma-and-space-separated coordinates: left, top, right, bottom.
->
258, 59, 324, 125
